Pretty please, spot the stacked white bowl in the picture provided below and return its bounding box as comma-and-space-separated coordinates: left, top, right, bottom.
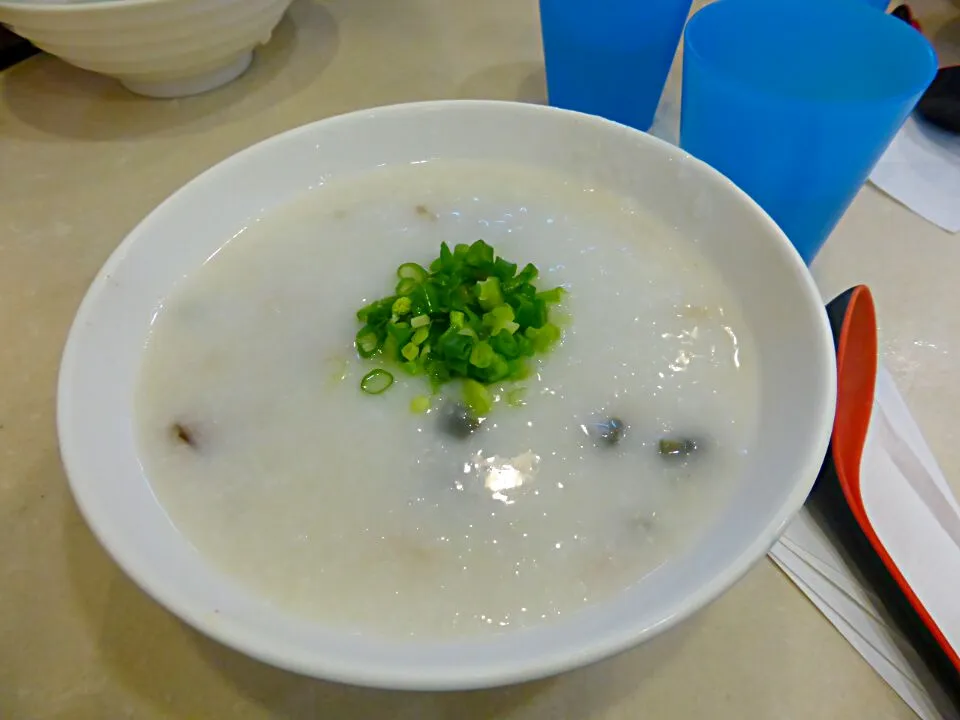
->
0, 0, 292, 97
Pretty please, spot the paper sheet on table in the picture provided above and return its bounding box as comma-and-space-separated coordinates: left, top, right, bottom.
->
769, 365, 960, 720
869, 115, 960, 233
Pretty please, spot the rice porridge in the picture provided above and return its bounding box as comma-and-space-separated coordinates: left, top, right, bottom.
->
135, 159, 759, 637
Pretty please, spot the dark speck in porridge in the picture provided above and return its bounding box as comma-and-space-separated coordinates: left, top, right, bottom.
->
415, 204, 438, 220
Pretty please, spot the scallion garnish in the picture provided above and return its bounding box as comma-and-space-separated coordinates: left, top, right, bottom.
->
398, 263, 428, 282
410, 395, 431, 414
354, 239, 566, 415
355, 326, 383, 358
462, 379, 493, 417
360, 369, 394, 394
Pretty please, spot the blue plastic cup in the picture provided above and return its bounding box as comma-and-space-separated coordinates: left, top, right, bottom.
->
679, 0, 937, 264
539, 0, 694, 131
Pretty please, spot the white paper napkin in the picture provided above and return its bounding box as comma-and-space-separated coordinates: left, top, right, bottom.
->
769, 365, 960, 719
869, 115, 960, 233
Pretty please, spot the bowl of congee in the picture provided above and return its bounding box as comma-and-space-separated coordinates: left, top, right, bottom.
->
57, 100, 836, 689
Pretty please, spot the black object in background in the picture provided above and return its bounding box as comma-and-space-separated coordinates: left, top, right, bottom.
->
917, 66, 960, 136
891, 3, 921, 30
890, 5, 960, 136
0, 26, 38, 71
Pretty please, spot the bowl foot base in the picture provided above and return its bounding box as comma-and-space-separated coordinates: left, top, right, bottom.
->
120, 51, 254, 98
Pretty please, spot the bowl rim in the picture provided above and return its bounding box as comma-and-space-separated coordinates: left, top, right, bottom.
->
0, 0, 236, 14
57, 99, 837, 690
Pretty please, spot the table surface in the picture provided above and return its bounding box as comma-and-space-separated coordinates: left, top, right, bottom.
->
2, 0, 959, 717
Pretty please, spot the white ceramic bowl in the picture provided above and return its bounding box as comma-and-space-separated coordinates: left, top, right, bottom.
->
0, 0, 291, 97
58, 100, 836, 690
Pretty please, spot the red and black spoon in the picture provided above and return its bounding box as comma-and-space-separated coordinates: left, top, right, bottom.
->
807, 286, 960, 712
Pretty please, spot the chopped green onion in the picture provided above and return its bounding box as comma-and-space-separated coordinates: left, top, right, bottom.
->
352, 239, 567, 408
525, 322, 561, 352
476, 276, 504, 311
537, 287, 567, 304
465, 239, 494, 267
492, 257, 517, 281
395, 278, 419, 296
357, 296, 395, 324
489, 330, 519, 359
355, 326, 383, 358
397, 263, 428, 282
507, 358, 530, 381
481, 354, 511, 383
360, 369, 394, 394
386, 321, 412, 343
411, 326, 430, 345
436, 242, 453, 269
469, 341, 495, 368
514, 297, 548, 329
462, 379, 493, 416
392, 297, 412, 316
410, 395, 431, 413
483, 304, 519, 336
506, 262, 538, 290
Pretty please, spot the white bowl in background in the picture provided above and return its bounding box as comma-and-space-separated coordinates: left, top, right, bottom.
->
57, 100, 837, 690
0, 0, 291, 97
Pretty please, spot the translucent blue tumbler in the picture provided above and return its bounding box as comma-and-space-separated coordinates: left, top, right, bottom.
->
539, 0, 693, 131
680, 0, 937, 264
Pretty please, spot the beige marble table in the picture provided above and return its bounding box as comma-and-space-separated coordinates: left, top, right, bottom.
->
2, 0, 958, 717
